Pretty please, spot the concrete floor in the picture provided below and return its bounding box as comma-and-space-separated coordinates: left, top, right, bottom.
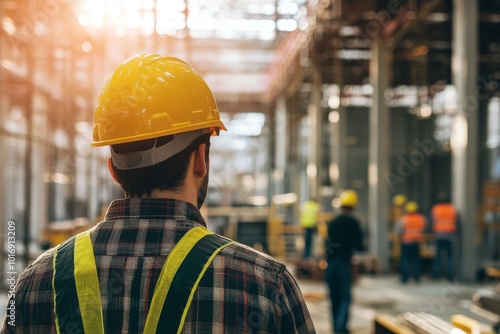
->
299, 273, 499, 334
0, 273, 497, 333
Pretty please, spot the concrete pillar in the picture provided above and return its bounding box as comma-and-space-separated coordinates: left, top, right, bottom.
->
451, 0, 478, 281
274, 98, 288, 197
308, 57, 323, 201
368, 37, 390, 272
287, 93, 304, 221
30, 92, 49, 248
330, 99, 348, 191
330, 57, 346, 192
88, 149, 99, 221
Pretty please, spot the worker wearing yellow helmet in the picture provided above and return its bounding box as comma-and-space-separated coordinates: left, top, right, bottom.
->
390, 194, 407, 229
325, 189, 364, 334
395, 201, 427, 284
393, 194, 407, 206
4, 54, 315, 333
431, 192, 457, 281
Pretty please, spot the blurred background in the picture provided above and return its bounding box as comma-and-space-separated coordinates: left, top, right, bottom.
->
1, 0, 500, 332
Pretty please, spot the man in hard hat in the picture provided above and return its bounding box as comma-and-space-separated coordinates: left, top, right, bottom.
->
431, 192, 458, 281
325, 189, 364, 334
300, 197, 320, 259
395, 201, 427, 284
390, 194, 407, 229
2, 54, 315, 333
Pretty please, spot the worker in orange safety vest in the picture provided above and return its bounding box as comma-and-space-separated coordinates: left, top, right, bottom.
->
431, 192, 458, 281
395, 201, 427, 284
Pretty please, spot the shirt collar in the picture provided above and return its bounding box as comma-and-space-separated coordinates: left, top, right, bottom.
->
104, 197, 207, 227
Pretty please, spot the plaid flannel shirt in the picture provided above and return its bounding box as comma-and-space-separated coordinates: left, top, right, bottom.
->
1, 198, 315, 333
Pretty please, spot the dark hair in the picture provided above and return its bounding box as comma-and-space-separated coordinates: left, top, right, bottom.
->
111, 134, 210, 198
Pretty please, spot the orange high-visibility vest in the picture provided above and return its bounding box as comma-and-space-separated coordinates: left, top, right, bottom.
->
401, 213, 426, 244
432, 203, 457, 233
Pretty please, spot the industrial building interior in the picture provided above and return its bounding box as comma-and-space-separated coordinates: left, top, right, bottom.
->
1, 0, 500, 333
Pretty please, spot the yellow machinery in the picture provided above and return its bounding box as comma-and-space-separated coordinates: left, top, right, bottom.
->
40, 218, 91, 249
40, 205, 107, 249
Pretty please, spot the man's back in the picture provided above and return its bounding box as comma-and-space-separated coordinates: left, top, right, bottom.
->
326, 214, 363, 262
3, 198, 315, 333
432, 202, 457, 235
400, 212, 427, 243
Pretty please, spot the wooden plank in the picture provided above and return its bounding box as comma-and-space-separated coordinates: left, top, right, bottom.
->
374, 314, 415, 334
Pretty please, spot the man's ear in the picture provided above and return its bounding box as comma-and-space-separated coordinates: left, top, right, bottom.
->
193, 143, 207, 177
107, 156, 120, 184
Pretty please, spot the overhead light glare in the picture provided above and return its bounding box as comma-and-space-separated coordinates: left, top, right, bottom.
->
2, 17, 17, 35
276, 19, 297, 32
277, 1, 299, 15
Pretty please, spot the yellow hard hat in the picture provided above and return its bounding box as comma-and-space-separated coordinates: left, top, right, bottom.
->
393, 194, 407, 206
405, 201, 419, 213
92, 53, 226, 147
339, 189, 358, 208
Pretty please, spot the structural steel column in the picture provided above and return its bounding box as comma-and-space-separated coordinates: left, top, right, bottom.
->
0, 97, 7, 283
368, 37, 390, 272
451, 0, 478, 281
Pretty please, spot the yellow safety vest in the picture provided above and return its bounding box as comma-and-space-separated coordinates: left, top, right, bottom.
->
300, 200, 320, 228
52, 226, 234, 334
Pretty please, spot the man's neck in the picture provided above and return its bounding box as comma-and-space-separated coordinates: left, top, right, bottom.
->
146, 189, 196, 207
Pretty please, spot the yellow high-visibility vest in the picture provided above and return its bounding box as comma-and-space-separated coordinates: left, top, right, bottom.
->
300, 200, 320, 228
52, 226, 234, 334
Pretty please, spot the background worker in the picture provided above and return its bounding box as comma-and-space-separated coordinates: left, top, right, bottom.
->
432, 192, 458, 281
389, 194, 407, 265
300, 197, 320, 259
396, 201, 427, 284
325, 189, 364, 334
1, 54, 315, 334
390, 194, 407, 230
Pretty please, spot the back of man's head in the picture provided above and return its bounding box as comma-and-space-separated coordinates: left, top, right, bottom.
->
90, 54, 226, 198
437, 191, 450, 204
110, 134, 210, 197
339, 189, 358, 212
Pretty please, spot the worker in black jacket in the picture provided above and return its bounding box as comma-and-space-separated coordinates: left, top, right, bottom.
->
325, 189, 364, 334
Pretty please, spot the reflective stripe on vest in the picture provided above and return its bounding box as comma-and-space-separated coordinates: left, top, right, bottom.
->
52, 226, 234, 334
432, 203, 457, 233
401, 214, 426, 244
